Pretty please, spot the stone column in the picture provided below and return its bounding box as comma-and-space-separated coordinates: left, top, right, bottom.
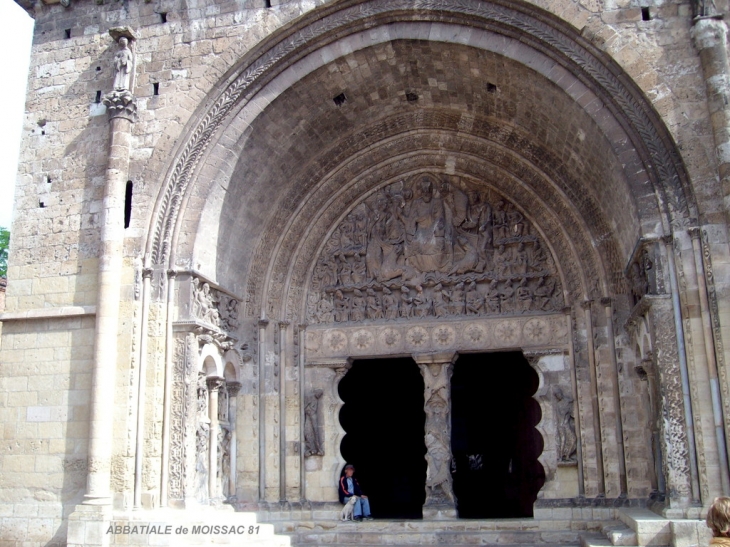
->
227, 381, 242, 500
601, 297, 628, 495
692, 17, 730, 220
414, 352, 457, 520
83, 32, 137, 505
689, 228, 730, 494
582, 300, 606, 496
207, 377, 224, 501
279, 321, 289, 501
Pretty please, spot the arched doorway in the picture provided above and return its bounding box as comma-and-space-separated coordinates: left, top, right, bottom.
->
339, 358, 427, 518
451, 352, 544, 518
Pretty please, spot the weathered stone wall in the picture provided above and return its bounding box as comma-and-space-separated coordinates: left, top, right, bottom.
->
3, 0, 730, 544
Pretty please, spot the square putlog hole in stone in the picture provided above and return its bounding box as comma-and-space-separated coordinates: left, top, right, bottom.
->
406, 92, 419, 103
333, 93, 347, 107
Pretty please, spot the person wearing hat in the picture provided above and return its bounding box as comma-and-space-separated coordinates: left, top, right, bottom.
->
338, 464, 373, 521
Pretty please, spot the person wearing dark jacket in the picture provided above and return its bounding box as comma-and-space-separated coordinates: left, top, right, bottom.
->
338, 464, 373, 520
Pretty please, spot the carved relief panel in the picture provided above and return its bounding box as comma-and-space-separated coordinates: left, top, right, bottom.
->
307, 174, 564, 325
177, 274, 241, 334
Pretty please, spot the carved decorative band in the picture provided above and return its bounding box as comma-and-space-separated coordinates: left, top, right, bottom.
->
304, 313, 569, 361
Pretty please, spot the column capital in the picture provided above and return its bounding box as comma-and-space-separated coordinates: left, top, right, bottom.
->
206, 376, 225, 390
691, 16, 727, 51
102, 91, 137, 122
226, 381, 242, 397
412, 351, 458, 365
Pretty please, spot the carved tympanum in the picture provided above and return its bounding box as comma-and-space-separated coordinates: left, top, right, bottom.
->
307, 174, 563, 324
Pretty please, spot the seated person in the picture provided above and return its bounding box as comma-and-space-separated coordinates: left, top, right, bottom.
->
708, 497, 730, 545
338, 464, 373, 521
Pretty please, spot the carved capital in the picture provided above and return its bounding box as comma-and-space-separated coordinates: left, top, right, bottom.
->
599, 296, 613, 307
102, 90, 137, 122
226, 381, 242, 397
206, 376, 225, 391
580, 300, 593, 310
167, 269, 178, 279
691, 17, 727, 50
258, 319, 270, 328
142, 268, 153, 279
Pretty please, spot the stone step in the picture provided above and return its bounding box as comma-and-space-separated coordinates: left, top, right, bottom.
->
275, 520, 604, 546
601, 523, 638, 546
274, 518, 605, 533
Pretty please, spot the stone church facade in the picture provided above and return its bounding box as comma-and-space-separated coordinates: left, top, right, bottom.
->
3, 0, 730, 544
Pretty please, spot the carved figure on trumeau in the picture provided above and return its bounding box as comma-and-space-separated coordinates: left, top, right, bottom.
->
304, 389, 324, 457
306, 173, 563, 324
554, 386, 577, 464
113, 36, 133, 91
421, 362, 456, 506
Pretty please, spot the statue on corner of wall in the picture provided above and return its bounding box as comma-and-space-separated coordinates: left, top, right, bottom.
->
113, 36, 134, 92
303, 389, 324, 457
554, 386, 577, 464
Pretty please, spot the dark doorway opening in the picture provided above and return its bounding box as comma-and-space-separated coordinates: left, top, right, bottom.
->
451, 352, 544, 518
339, 358, 426, 519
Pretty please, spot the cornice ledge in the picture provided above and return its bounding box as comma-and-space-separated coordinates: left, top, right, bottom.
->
0, 305, 96, 322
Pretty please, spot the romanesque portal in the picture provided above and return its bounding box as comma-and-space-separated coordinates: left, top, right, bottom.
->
6, 0, 730, 544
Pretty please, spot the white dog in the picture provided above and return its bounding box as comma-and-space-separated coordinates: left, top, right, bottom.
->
340, 496, 358, 521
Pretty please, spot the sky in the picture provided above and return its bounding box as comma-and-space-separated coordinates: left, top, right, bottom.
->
0, 0, 34, 230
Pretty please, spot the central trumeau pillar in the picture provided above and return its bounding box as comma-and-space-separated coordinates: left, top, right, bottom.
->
414, 352, 458, 519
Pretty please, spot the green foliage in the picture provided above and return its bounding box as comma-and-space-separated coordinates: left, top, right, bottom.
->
0, 227, 8, 278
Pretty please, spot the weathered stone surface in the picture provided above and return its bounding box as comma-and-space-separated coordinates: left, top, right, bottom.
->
3, 0, 730, 544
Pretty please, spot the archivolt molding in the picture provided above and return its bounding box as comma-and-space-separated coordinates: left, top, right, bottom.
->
247, 131, 610, 323
243, 112, 622, 322
147, 0, 695, 269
